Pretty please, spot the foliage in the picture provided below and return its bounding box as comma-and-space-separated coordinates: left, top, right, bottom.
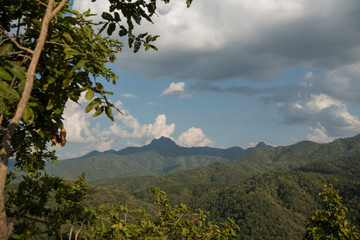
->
303, 184, 360, 240
6, 182, 239, 240
0, 1, 121, 174
92, 155, 360, 239
47, 152, 230, 181
231, 134, 360, 170
47, 134, 360, 183
0, 0, 194, 238
84, 188, 239, 240
6, 173, 90, 239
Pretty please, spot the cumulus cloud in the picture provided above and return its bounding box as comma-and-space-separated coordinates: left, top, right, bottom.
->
62, 97, 178, 151
97, 112, 176, 148
177, 127, 214, 147
69, 0, 360, 148
279, 93, 360, 138
161, 82, 191, 98
307, 123, 335, 143
63, 99, 95, 143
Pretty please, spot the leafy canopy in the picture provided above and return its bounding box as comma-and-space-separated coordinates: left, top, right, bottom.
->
304, 184, 360, 240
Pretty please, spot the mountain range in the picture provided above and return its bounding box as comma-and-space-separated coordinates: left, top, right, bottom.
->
13, 134, 360, 239
83, 136, 272, 159
87, 135, 360, 239
46, 137, 272, 180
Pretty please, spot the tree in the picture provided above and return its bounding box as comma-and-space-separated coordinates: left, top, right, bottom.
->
303, 184, 360, 240
0, 0, 192, 239
84, 188, 239, 239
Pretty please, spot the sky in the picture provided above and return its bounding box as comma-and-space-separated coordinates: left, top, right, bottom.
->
57, 0, 360, 159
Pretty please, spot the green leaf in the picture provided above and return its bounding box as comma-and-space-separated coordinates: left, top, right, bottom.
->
0, 80, 19, 99
0, 68, 13, 81
22, 106, 34, 124
47, 76, 56, 84
114, 12, 120, 22
64, 48, 83, 57
92, 106, 104, 117
107, 22, 116, 36
105, 106, 114, 121
3, 60, 25, 81
186, 0, 193, 8
128, 34, 135, 48
85, 89, 94, 100
46, 99, 54, 110
54, 108, 62, 115
62, 32, 73, 43
85, 98, 100, 113
102, 12, 113, 21
119, 26, 127, 37
75, 60, 89, 69
134, 41, 141, 53
0, 43, 13, 56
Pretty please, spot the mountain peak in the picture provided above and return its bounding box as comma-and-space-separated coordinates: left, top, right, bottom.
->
255, 142, 273, 148
148, 136, 177, 147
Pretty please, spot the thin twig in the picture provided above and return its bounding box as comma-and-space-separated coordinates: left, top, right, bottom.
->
0, 28, 34, 55
45, 41, 67, 47
7, 51, 25, 55
10, 76, 17, 88
75, 221, 85, 240
0, 38, 9, 45
68, 225, 73, 240
36, 0, 47, 7
165, 212, 187, 225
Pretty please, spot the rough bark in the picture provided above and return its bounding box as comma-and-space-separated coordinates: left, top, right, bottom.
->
0, 1, 68, 239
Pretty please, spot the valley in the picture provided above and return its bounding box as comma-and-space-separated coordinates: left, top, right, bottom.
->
43, 134, 360, 239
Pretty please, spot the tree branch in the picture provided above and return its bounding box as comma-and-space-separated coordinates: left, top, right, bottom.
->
51, 0, 68, 19
45, 41, 67, 47
0, 0, 69, 239
0, 28, 34, 55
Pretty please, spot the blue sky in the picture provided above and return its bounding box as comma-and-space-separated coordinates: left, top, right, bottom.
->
57, 0, 360, 159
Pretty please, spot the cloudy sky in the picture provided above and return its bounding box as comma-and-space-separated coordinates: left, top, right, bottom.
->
57, 0, 360, 159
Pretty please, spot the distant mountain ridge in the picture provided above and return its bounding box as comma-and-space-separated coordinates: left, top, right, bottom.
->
49, 134, 360, 182
46, 137, 273, 180
83, 136, 272, 159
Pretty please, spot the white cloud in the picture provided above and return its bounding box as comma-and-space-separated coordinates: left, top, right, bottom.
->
177, 127, 214, 147
307, 123, 335, 143
280, 93, 360, 138
121, 93, 136, 99
76, 0, 360, 82
161, 82, 191, 98
98, 112, 176, 148
63, 99, 95, 143
247, 142, 257, 148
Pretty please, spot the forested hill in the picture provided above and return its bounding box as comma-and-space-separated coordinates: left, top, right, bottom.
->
47, 137, 272, 180
84, 136, 270, 159
92, 155, 360, 240
230, 133, 360, 169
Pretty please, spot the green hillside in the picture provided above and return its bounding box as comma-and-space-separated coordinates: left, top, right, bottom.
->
8, 135, 360, 239
47, 152, 229, 181
230, 134, 360, 169
92, 155, 360, 239
48, 134, 360, 184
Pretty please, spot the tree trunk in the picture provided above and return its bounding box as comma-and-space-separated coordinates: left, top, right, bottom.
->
0, 1, 68, 239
